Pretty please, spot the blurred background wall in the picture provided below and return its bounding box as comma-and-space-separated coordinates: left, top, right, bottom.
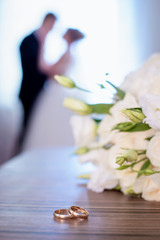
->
0, 0, 160, 162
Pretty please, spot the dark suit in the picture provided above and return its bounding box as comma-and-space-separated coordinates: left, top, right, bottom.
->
19, 33, 47, 127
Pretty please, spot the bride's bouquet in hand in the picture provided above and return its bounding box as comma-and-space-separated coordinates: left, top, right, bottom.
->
54, 53, 160, 202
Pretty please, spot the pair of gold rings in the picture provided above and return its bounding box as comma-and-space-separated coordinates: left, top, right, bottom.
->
54, 206, 89, 220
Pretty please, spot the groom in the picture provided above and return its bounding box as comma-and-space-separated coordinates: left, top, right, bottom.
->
19, 13, 57, 130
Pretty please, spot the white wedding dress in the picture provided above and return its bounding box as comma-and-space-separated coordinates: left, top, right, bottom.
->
22, 81, 75, 151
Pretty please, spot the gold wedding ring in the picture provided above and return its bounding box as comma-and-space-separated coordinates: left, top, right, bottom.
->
69, 206, 89, 219
54, 206, 89, 220
54, 209, 73, 219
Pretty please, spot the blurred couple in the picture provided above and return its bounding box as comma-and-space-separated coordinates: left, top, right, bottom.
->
19, 12, 85, 150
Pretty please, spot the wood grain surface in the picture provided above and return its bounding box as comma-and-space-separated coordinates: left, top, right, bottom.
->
0, 147, 160, 240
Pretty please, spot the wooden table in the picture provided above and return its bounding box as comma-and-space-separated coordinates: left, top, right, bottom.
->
0, 147, 160, 240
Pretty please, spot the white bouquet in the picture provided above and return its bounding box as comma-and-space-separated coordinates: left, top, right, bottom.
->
55, 54, 160, 201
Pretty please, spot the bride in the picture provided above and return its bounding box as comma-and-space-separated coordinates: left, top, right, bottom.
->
22, 28, 85, 151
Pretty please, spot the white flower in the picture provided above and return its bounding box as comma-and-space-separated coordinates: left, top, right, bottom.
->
87, 165, 119, 192
97, 93, 139, 146
107, 143, 123, 168
115, 129, 156, 150
98, 92, 139, 135
107, 127, 154, 167
110, 92, 156, 151
79, 148, 111, 167
98, 115, 114, 135
98, 115, 117, 146
118, 162, 143, 192
146, 132, 160, 167
120, 53, 160, 98
107, 143, 142, 191
133, 174, 160, 201
110, 92, 139, 123
70, 115, 97, 147
107, 129, 154, 191
143, 174, 160, 201
139, 94, 160, 130
78, 147, 119, 192
132, 176, 146, 193
78, 148, 104, 166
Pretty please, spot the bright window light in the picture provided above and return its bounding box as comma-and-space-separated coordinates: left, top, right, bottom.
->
0, 0, 138, 105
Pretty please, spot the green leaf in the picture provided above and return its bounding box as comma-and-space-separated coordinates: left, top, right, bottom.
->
97, 84, 105, 89
143, 169, 160, 176
90, 103, 114, 114
127, 107, 142, 111
116, 164, 131, 170
137, 150, 146, 155
93, 118, 102, 124
124, 186, 141, 196
113, 184, 121, 190
74, 147, 89, 155
126, 123, 151, 132
141, 159, 150, 171
145, 136, 153, 141
137, 159, 150, 178
103, 143, 114, 150
106, 81, 125, 99
124, 186, 135, 195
